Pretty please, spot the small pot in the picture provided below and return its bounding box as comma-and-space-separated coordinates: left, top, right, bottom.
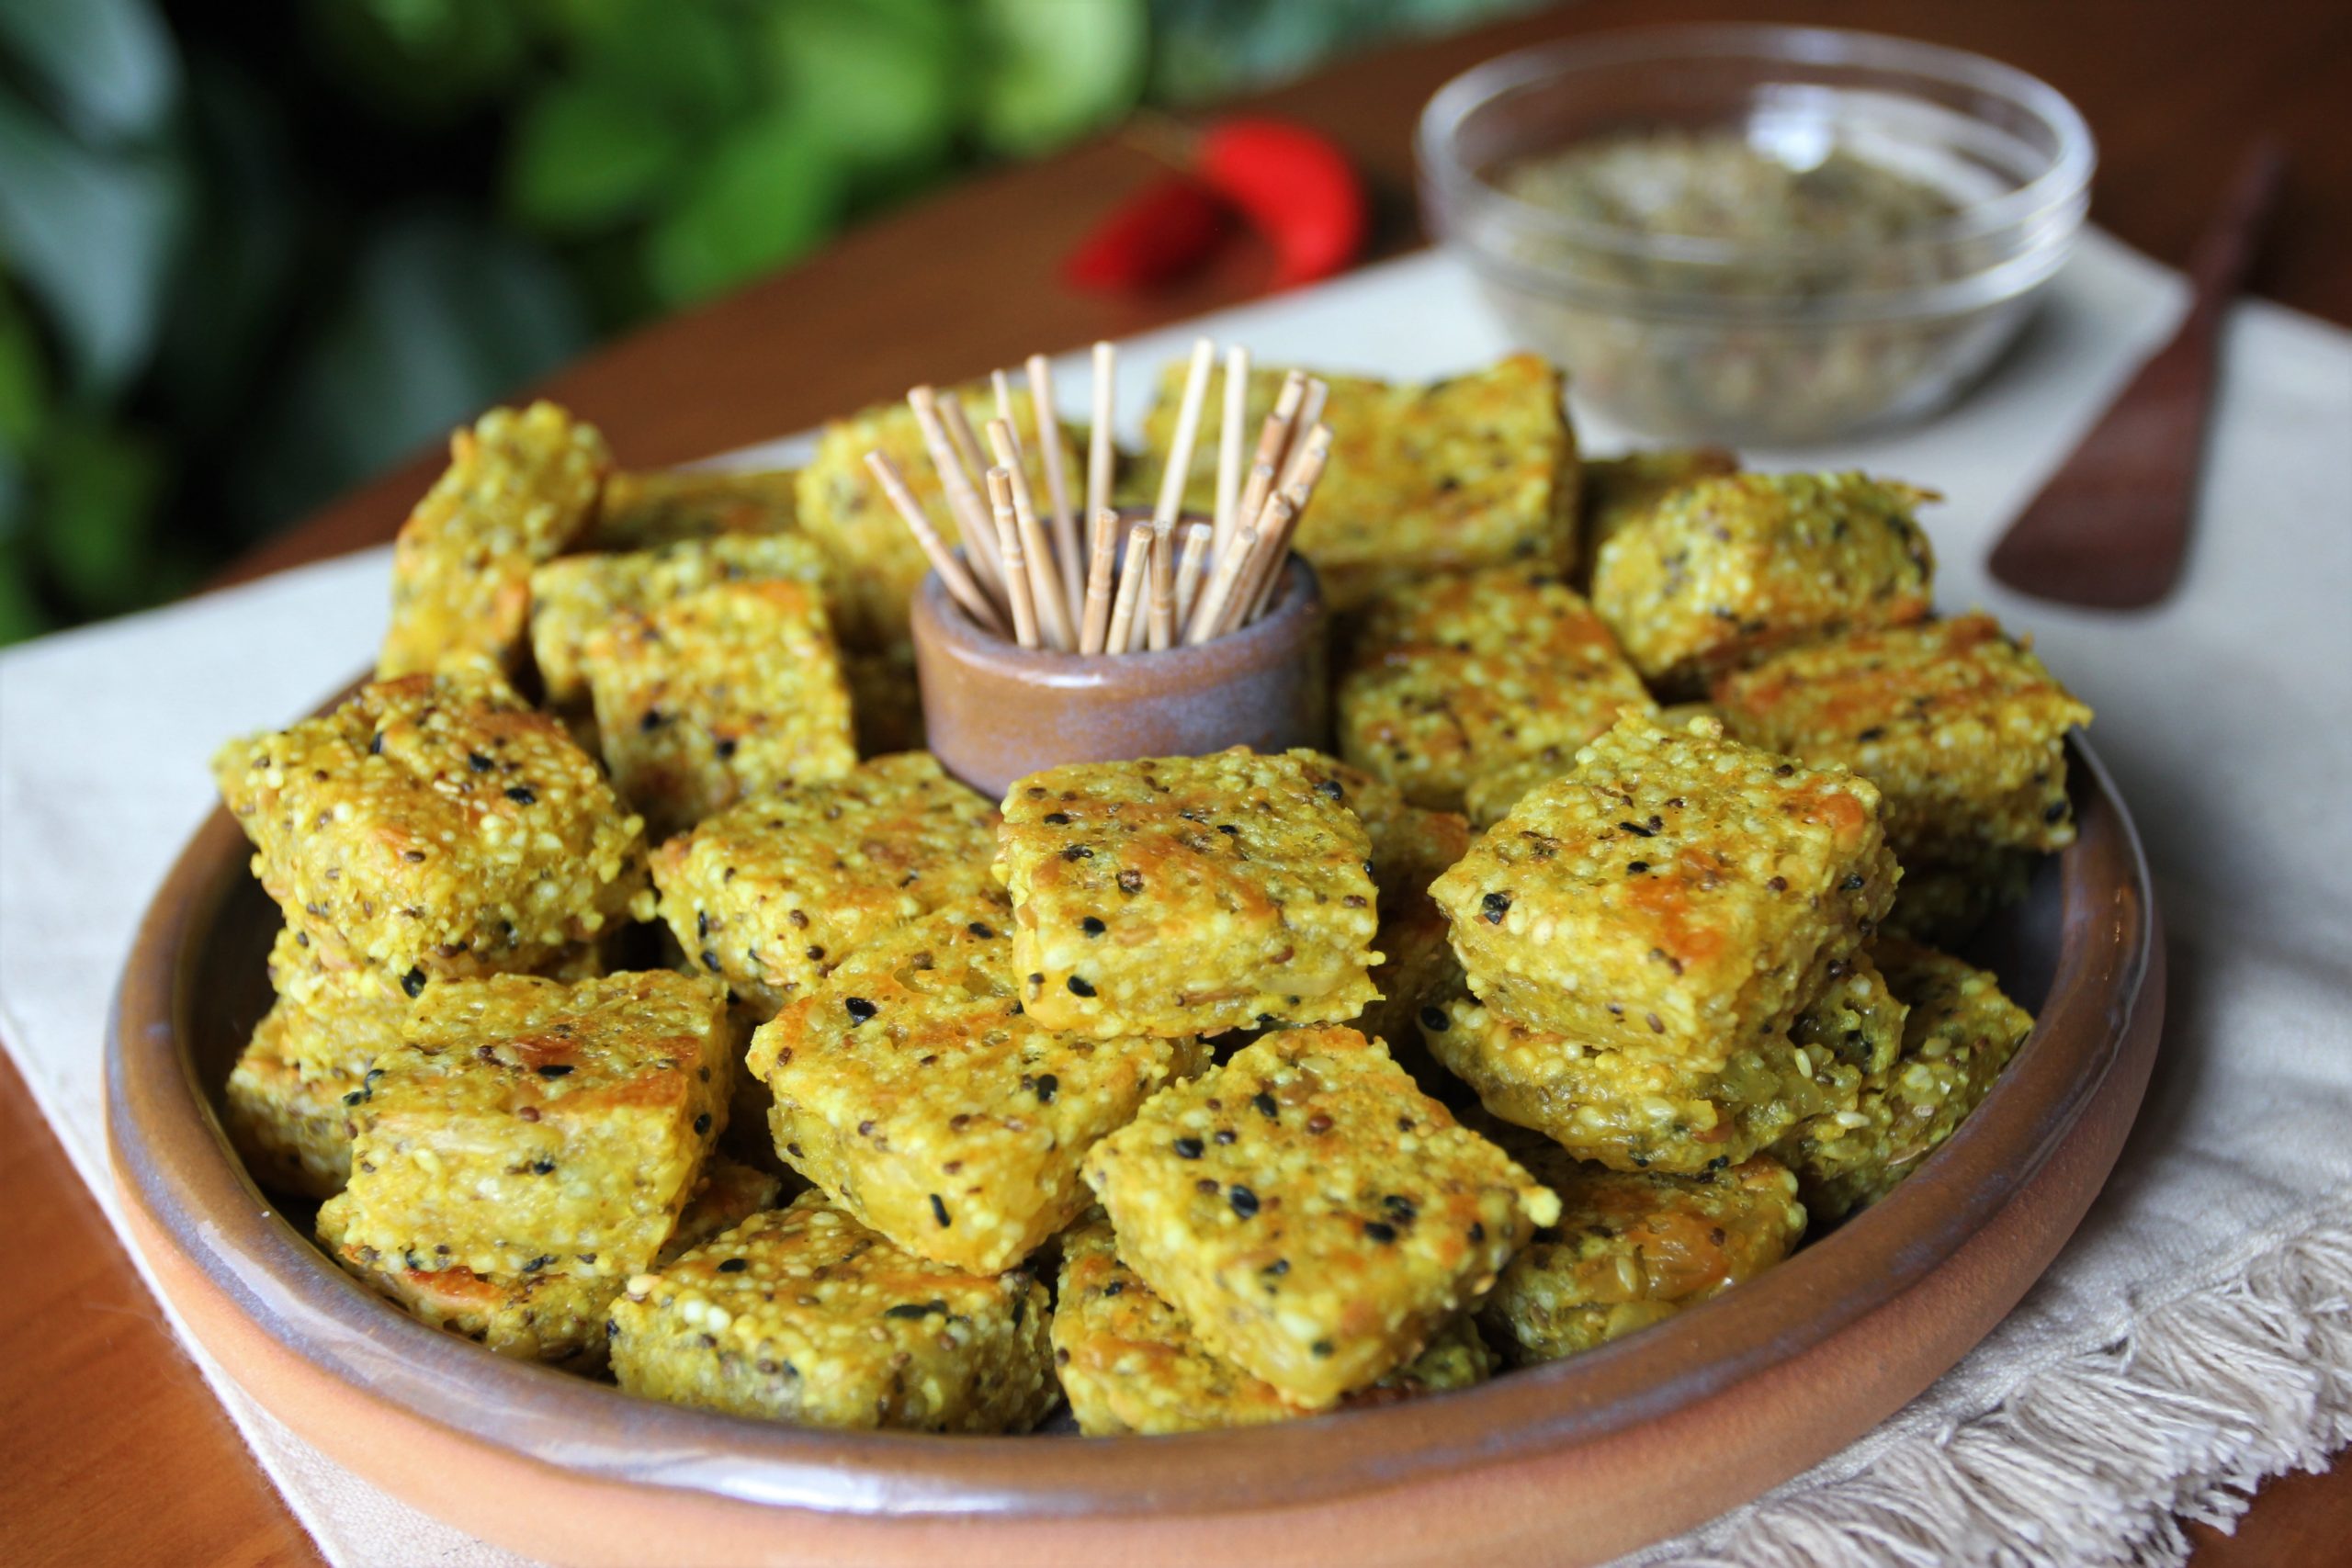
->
910, 521, 1328, 801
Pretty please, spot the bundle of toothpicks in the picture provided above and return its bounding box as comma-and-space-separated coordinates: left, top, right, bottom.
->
864, 336, 1334, 654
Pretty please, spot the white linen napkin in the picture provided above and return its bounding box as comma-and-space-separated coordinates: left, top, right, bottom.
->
2, 230, 2346, 1568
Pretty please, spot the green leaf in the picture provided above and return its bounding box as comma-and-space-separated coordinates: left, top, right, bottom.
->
235, 211, 591, 529
0, 96, 190, 396
973, 0, 1147, 157
505, 75, 691, 233
35, 413, 164, 614
0, 0, 179, 145
0, 288, 49, 457
643, 108, 839, 307
150, 57, 300, 448
557, 0, 753, 129
760, 0, 961, 180
0, 535, 50, 646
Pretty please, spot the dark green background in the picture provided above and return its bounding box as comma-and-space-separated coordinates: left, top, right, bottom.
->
0, 0, 1541, 644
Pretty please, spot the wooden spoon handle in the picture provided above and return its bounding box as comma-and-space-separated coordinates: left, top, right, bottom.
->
1987, 141, 2286, 610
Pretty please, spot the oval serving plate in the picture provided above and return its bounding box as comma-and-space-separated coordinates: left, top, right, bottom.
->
109, 733, 2160, 1568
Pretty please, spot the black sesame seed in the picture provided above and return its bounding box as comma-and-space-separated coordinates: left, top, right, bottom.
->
505, 786, 537, 806
1384, 1195, 1418, 1223
1468, 1223, 1485, 1243
467, 751, 492, 773
1767, 876, 1788, 892
1173, 1136, 1204, 1159
1618, 820, 1656, 838
1252, 1092, 1278, 1120
1216, 823, 1240, 837
844, 997, 877, 1025
1034, 1073, 1058, 1103
929, 1194, 951, 1227
537, 1064, 574, 1077
1214, 1128, 1236, 1145
1419, 1005, 1449, 1031
401, 967, 426, 998
2044, 800, 2070, 823
886, 1299, 947, 1319
1628, 860, 1649, 874
1310, 1338, 1334, 1359
1262, 1258, 1290, 1276
1042, 811, 1071, 825
1080, 916, 1105, 936
1481, 891, 1511, 923
522, 1255, 554, 1273
1841, 874, 1866, 891
700, 948, 721, 974
1227, 1185, 1260, 1218
717, 1258, 750, 1273
1316, 778, 1344, 800
967, 920, 996, 939
694, 1113, 712, 1135
1060, 844, 1092, 861
367, 732, 385, 756
1857, 727, 1884, 742
715, 737, 738, 760
1067, 976, 1095, 998
639, 709, 665, 732
531, 1158, 556, 1175
1363, 1221, 1397, 1244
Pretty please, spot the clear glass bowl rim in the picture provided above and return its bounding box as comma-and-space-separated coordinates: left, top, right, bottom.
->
1417, 22, 2098, 270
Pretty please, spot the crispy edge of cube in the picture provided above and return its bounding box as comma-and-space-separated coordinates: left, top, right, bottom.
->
1430, 716, 1896, 1060
1051, 1214, 1493, 1435
752, 899, 1210, 1272
314, 1155, 784, 1365
1713, 615, 2094, 857
322, 973, 732, 1278
650, 752, 1001, 1015
215, 670, 652, 977
1589, 472, 1935, 691
1778, 940, 2032, 1223
584, 580, 857, 837
608, 1194, 1057, 1432
379, 401, 611, 679
1477, 1140, 1805, 1366
529, 533, 835, 706
997, 751, 1383, 1040
1080, 1026, 1557, 1404
226, 1004, 362, 1201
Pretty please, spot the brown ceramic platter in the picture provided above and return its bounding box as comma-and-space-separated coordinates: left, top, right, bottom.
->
109, 724, 2160, 1567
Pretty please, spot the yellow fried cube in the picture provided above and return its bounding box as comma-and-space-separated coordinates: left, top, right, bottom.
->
1430, 714, 1896, 1066
747, 899, 1209, 1273
582, 580, 856, 838
1477, 1128, 1805, 1365
651, 752, 1001, 1018
1713, 613, 2094, 861
1576, 446, 1739, 581
797, 380, 1079, 649
1080, 1026, 1557, 1405
1337, 564, 1655, 810
582, 467, 799, 552
225, 1010, 367, 1201
380, 401, 609, 678
609, 1191, 1057, 1432
1051, 1213, 1493, 1434
214, 671, 652, 979
1138, 354, 1579, 613
1590, 472, 1935, 692
529, 534, 834, 706
1418, 953, 1905, 1176
317, 971, 732, 1282
994, 750, 1381, 1040
315, 1156, 782, 1365
1775, 939, 2032, 1223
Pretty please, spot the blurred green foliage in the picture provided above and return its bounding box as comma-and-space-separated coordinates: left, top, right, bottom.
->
0, 0, 1540, 645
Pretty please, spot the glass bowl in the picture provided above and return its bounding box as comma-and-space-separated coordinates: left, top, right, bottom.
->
1416, 25, 2095, 445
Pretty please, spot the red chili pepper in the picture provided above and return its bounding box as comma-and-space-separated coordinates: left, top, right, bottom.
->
1195, 118, 1368, 289
1061, 175, 1232, 294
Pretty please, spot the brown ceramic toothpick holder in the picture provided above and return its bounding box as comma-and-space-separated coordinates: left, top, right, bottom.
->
910, 513, 1328, 800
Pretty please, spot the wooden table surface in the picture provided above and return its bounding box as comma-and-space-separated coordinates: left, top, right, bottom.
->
11, 3, 2346, 1564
